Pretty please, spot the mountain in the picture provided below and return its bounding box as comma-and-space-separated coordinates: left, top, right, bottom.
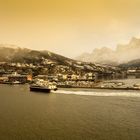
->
0, 45, 117, 75
0, 44, 78, 64
76, 37, 140, 65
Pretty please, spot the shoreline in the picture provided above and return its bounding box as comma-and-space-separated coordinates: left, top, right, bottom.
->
1, 82, 140, 91
57, 85, 140, 90
1, 78, 140, 91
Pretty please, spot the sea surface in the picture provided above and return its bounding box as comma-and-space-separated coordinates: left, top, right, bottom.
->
0, 83, 140, 140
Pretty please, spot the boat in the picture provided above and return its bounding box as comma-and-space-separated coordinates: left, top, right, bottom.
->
133, 84, 140, 89
30, 79, 57, 93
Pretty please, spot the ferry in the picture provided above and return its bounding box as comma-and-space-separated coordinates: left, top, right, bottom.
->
30, 79, 57, 93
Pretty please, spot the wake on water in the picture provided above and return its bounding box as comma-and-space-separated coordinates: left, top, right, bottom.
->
52, 89, 140, 97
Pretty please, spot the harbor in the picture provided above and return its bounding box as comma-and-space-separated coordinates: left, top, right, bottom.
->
1, 57, 140, 93
1, 71, 140, 92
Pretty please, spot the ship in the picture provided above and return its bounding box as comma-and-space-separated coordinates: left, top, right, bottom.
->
30, 79, 57, 93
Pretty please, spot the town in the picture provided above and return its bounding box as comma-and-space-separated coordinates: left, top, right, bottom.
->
0, 60, 140, 88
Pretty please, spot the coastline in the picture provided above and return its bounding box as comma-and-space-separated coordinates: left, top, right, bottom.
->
1, 79, 140, 91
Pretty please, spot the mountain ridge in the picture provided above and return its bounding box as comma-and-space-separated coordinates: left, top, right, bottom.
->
76, 37, 140, 65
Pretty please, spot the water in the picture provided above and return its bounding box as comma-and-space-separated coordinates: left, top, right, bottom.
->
0, 84, 140, 140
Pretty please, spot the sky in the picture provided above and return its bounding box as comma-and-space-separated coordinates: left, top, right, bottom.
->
0, 0, 140, 58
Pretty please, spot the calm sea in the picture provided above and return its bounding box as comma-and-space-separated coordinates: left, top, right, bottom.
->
0, 84, 140, 140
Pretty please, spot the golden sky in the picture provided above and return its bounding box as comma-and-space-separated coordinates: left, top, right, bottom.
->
0, 0, 140, 57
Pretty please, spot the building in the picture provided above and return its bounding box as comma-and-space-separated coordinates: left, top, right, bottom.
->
7, 72, 32, 83
127, 69, 140, 79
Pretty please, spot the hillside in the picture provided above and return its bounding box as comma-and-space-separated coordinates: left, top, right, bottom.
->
0, 45, 117, 75
0, 45, 74, 65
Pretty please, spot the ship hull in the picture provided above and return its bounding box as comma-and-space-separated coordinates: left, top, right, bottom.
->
30, 86, 51, 93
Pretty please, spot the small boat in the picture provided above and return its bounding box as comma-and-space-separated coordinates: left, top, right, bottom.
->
30, 79, 57, 93
133, 84, 140, 89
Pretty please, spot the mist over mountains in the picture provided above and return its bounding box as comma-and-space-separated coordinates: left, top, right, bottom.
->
76, 37, 140, 65
1, 37, 140, 69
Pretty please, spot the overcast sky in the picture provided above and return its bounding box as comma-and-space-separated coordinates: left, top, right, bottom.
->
0, 0, 140, 58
